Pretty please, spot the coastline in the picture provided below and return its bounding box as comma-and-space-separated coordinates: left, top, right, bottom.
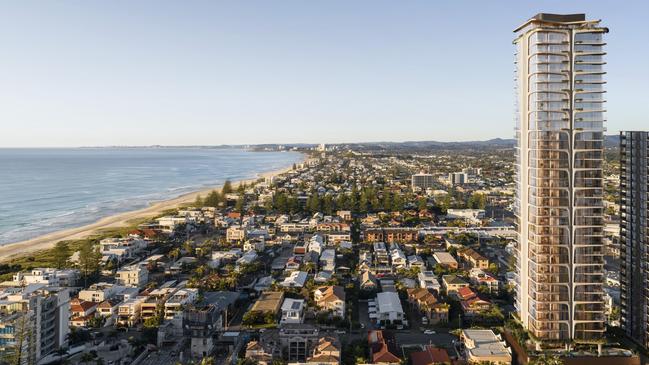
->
0, 158, 302, 262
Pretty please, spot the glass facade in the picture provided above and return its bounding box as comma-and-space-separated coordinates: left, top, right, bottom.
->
620, 131, 649, 348
514, 14, 607, 343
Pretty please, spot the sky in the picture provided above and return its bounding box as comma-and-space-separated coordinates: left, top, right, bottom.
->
0, 1, 647, 147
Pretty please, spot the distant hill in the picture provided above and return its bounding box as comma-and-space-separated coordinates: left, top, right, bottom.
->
605, 134, 619, 148
248, 135, 620, 152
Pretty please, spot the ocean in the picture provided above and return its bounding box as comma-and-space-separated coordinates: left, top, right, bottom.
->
0, 148, 302, 245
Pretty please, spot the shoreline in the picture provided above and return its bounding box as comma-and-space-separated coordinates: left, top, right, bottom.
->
0, 158, 302, 262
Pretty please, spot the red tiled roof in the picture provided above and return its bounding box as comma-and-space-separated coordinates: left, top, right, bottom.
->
456, 286, 477, 300
369, 330, 400, 364
411, 345, 451, 365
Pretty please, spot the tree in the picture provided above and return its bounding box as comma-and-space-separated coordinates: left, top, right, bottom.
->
529, 353, 564, 365
237, 182, 247, 194
236, 358, 256, 365
193, 194, 204, 207
417, 197, 428, 212
391, 194, 404, 212
222, 180, 233, 195
78, 241, 101, 283
307, 194, 321, 214
143, 316, 161, 328
169, 247, 181, 261
80, 353, 95, 365
467, 192, 487, 210
53, 241, 70, 269
486, 263, 499, 275
235, 197, 245, 212
182, 240, 194, 256
322, 195, 334, 215
204, 190, 221, 207
201, 358, 216, 365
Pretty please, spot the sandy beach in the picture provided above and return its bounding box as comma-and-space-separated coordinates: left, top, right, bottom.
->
0, 162, 299, 262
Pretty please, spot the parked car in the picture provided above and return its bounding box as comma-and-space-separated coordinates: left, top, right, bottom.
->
424, 330, 436, 335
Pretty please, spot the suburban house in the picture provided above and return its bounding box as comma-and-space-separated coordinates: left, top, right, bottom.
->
115, 265, 148, 288
461, 329, 511, 364
281, 271, 308, 288
368, 330, 401, 365
226, 225, 247, 243
69, 298, 98, 327
280, 298, 306, 324
406, 288, 449, 325
314, 286, 346, 318
306, 337, 341, 365
418, 271, 441, 292
442, 275, 469, 296
410, 345, 451, 365
457, 248, 489, 270
360, 271, 379, 291
250, 291, 285, 320
431, 252, 458, 269
468, 268, 499, 294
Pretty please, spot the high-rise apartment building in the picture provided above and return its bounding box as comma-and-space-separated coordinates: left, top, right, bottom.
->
411, 173, 434, 191
620, 131, 649, 347
513, 13, 607, 342
0, 284, 70, 364
448, 172, 468, 185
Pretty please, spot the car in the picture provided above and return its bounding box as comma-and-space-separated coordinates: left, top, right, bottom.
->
423, 330, 436, 335
259, 328, 266, 333
335, 330, 346, 334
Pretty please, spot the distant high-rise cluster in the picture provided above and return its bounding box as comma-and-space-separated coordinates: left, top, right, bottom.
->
619, 131, 649, 347
514, 13, 608, 343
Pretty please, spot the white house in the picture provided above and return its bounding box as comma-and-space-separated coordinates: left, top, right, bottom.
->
164, 288, 199, 320
319, 249, 336, 272
156, 216, 188, 233
308, 235, 324, 255
115, 265, 148, 288
418, 271, 441, 292
243, 240, 265, 252
12, 268, 78, 287
390, 249, 407, 269
281, 271, 308, 288
236, 250, 259, 267
280, 298, 305, 324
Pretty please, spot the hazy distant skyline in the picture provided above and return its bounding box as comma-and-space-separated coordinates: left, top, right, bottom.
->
1, 1, 647, 147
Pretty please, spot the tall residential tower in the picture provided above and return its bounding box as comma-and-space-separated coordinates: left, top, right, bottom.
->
513, 13, 608, 343
620, 131, 649, 347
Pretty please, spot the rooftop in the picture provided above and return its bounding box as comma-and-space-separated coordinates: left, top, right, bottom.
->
462, 329, 511, 360
251, 291, 284, 313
